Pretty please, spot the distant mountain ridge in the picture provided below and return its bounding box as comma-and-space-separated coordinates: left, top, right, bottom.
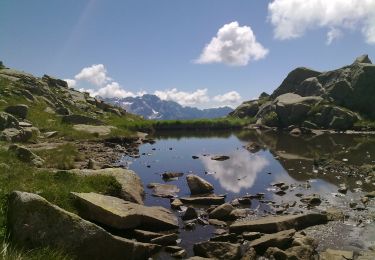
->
104, 94, 233, 120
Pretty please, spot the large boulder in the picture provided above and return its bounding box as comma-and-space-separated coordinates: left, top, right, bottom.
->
229, 213, 327, 234
69, 168, 144, 204
0, 128, 32, 142
271, 67, 321, 98
71, 192, 178, 231
193, 241, 242, 260
209, 203, 234, 220
5, 104, 29, 119
7, 191, 160, 260
0, 112, 19, 130
229, 100, 259, 118
186, 174, 214, 195
311, 105, 360, 130
62, 114, 104, 125
249, 229, 295, 254
8, 144, 44, 167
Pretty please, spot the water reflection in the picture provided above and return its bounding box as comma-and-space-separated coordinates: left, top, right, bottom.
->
200, 151, 269, 193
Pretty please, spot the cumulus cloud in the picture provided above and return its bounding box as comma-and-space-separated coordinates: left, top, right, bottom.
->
74, 64, 111, 86
213, 91, 241, 104
195, 21, 269, 66
64, 79, 76, 88
154, 88, 210, 106
268, 0, 375, 44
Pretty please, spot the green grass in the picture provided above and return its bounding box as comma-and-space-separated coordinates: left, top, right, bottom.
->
34, 143, 82, 170
0, 146, 122, 244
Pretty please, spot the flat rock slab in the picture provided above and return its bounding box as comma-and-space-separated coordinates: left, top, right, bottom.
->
229, 213, 327, 234
70, 168, 144, 204
249, 229, 296, 254
73, 124, 116, 136
193, 241, 242, 260
72, 192, 178, 231
7, 191, 159, 260
147, 183, 179, 198
180, 196, 225, 205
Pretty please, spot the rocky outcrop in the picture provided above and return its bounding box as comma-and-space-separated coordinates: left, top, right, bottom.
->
0, 112, 19, 130
7, 191, 159, 260
69, 168, 144, 204
4, 104, 29, 119
71, 192, 178, 231
229, 213, 327, 233
186, 174, 214, 195
0, 128, 32, 142
231, 55, 375, 130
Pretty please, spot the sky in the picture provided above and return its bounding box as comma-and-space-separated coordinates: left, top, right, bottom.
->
1, 0, 375, 108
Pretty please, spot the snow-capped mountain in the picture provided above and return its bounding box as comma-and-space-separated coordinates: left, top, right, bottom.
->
103, 94, 233, 120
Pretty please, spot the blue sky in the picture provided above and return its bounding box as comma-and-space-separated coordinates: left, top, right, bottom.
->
1, 0, 375, 108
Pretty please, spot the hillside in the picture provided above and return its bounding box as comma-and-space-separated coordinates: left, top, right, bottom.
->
230, 55, 375, 131
104, 94, 233, 120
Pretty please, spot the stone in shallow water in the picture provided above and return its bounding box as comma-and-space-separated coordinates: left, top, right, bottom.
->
180, 196, 225, 205
186, 174, 214, 195
147, 183, 180, 198
211, 155, 230, 161
209, 203, 234, 220
193, 241, 242, 260
229, 213, 327, 234
71, 192, 178, 231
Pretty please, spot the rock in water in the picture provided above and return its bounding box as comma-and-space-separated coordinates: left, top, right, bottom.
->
147, 183, 179, 198
193, 241, 242, 260
5, 104, 29, 119
7, 191, 160, 260
186, 174, 214, 195
211, 155, 230, 161
209, 203, 234, 220
69, 168, 144, 204
229, 213, 327, 234
71, 192, 178, 231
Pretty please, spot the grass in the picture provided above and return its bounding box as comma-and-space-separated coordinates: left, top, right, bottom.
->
0, 146, 122, 256
34, 143, 82, 170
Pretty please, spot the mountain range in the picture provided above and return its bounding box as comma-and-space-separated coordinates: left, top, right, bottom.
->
104, 94, 233, 120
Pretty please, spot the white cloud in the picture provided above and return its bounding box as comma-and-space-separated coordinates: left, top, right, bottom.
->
154, 88, 210, 106
213, 91, 241, 103
268, 0, 375, 44
64, 79, 76, 88
326, 27, 342, 45
74, 64, 111, 86
195, 21, 269, 66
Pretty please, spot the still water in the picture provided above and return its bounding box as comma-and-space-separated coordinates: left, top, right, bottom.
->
120, 130, 375, 256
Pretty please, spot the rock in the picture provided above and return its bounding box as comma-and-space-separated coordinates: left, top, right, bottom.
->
210, 233, 238, 243
285, 245, 315, 259
192, 155, 199, 159
229, 209, 250, 220
44, 131, 58, 138
132, 229, 163, 242
180, 196, 225, 205
211, 155, 230, 161
171, 249, 187, 258
182, 207, 198, 220
249, 229, 296, 254
208, 219, 227, 227
290, 128, 302, 136
320, 248, 354, 260
354, 54, 372, 64
165, 245, 185, 253
271, 67, 321, 98
264, 247, 288, 259
162, 172, 184, 180
7, 191, 159, 260
193, 241, 242, 260
73, 124, 115, 136
69, 168, 144, 204
0, 128, 32, 142
244, 142, 261, 153
42, 74, 69, 88
209, 203, 234, 220
242, 247, 257, 260
300, 194, 322, 206
87, 158, 100, 170
242, 232, 262, 241
62, 114, 104, 125
170, 198, 183, 210
326, 208, 345, 221
8, 144, 44, 167
147, 183, 179, 198
71, 192, 178, 231
186, 174, 214, 195
229, 213, 327, 234
365, 191, 375, 198
0, 112, 19, 130
150, 233, 178, 246
229, 100, 260, 118
5, 104, 29, 119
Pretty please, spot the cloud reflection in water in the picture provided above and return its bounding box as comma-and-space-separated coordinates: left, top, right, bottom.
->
201, 151, 269, 193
